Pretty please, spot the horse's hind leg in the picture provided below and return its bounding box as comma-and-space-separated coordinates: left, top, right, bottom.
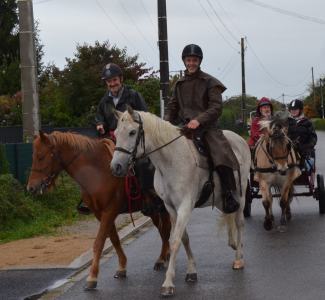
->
182, 228, 197, 283
232, 207, 245, 269
150, 211, 171, 271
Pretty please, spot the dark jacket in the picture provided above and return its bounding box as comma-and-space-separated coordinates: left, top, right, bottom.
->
165, 69, 239, 170
288, 117, 317, 156
95, 85, 147, 131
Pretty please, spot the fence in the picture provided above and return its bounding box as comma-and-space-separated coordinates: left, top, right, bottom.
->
0, 126, 98, 184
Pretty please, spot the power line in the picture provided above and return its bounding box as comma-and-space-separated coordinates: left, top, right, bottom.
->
219, 51, 239, 77
94, 0, 137, 50
205, 0, 239, 43
139, 0, 156, 28
242, 0, 325, 25
246, 38, 311, 87
214, 0, 243, 36
118, 0, 158, 56
197, 0, 238, 52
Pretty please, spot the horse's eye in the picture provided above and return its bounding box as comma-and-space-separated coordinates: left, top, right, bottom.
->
129, 130, 137, 136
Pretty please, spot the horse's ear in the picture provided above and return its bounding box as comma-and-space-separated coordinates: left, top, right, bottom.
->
113, 109, 123, 120
39, 130, 51, 145
127, 105, 134, 116
126, 105, 138, 121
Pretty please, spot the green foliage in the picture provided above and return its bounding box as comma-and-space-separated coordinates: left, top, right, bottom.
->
127, 76, 160, 115
0, 173, 82, 243
313, 118, 325, 131
39, 40, 152, 126
0, 145, 10, 174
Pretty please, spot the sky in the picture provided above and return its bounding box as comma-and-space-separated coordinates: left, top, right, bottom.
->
32, 0, 325, 105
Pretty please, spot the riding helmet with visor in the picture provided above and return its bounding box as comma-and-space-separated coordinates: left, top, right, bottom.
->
256, 97, 273, 116
182, 44, 203, 61
101, 63, 123, 81
288, 99, 303, 111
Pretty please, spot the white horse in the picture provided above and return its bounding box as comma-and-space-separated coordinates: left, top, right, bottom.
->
111, 108, 251, 297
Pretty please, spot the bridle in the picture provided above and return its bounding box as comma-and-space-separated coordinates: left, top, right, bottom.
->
114, 112, 183, 169
31, 142, 80, 192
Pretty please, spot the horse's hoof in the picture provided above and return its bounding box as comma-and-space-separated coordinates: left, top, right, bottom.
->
160, 286, 175, 297
154, 261, 165, 271
84, 280, 97, 291
232, 259, 245, 270
185, 273, 198, 283
264, 220, 273, 231
277, 225, 287, 233
114, 270, 127, 279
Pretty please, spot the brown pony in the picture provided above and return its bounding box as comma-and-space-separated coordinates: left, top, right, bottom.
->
27, 131, 171, 290
253, 116, 301, 231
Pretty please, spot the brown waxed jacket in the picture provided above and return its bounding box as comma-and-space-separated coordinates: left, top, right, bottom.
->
165, 69, 239, 170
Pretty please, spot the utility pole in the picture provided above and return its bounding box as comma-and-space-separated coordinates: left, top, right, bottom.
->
240, 38, 246, 127
320, 78, 324, 119
18, 0, 40, 142
311, 67, 316, 106
282, 93, 285, 104
157, 0, 169, 118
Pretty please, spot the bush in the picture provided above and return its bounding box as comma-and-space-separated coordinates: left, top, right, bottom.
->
0, 145, 10, 174
0, 173, 82, 243
313, 118, 325, 131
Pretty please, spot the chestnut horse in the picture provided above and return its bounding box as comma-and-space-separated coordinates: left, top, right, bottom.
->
27, 131, 171, 290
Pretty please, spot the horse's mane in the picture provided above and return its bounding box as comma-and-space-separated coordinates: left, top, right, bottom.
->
49, 131, 101, 153
137, 111, 180, 143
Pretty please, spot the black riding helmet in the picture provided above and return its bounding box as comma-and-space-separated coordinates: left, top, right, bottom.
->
288, 99, 303, 111
101, 63, 123, 81
182, 44, 203, 61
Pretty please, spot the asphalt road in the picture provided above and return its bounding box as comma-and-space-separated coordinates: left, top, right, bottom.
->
54, 132, 325, 300
1, 132, 325, 300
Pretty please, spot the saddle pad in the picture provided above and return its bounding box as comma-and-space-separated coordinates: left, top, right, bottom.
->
186, 139, 209, 170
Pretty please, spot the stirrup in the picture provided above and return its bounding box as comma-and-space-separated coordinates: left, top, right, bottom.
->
77, 200, 92, 215
223, 192, 239, 214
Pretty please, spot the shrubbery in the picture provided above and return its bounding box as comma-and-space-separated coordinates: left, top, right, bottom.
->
313, 118, 325, 131
0, 173, 82, 243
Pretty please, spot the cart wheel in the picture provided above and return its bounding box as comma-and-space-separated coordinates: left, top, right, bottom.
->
317, 174, 325, 214
244, 180, 252, 218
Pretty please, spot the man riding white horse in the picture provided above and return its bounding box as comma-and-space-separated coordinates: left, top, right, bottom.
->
165, 44, 240, 214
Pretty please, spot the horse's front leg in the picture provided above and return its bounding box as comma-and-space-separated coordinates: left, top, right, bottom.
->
150, 211, 171, 271
260, 180, 274, 231
279, 182, 293, 231
85, 210, 114, 290
161, 202, 193, 297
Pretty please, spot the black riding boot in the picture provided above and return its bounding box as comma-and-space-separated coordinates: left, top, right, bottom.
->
77, 200, 91, 215
215, 165, 239, 214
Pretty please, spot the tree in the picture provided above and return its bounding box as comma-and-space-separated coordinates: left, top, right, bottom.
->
39, 40, 152, 126
0, 1, 44, 96
0, 0, 19, 95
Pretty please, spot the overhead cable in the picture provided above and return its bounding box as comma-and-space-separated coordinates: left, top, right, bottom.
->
242, 0, 325, 25
197, 0, 238, 52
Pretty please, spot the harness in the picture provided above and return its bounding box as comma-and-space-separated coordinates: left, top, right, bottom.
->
253, 134, 300, 175
114, 113, 183, 168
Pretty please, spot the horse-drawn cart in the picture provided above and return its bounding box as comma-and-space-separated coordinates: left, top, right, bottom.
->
244, 156, 325, 217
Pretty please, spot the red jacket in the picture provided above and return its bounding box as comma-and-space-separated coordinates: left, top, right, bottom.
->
248, 117, 263, 147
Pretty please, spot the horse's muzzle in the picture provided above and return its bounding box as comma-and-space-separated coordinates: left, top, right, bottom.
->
111, 163, 126, 177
